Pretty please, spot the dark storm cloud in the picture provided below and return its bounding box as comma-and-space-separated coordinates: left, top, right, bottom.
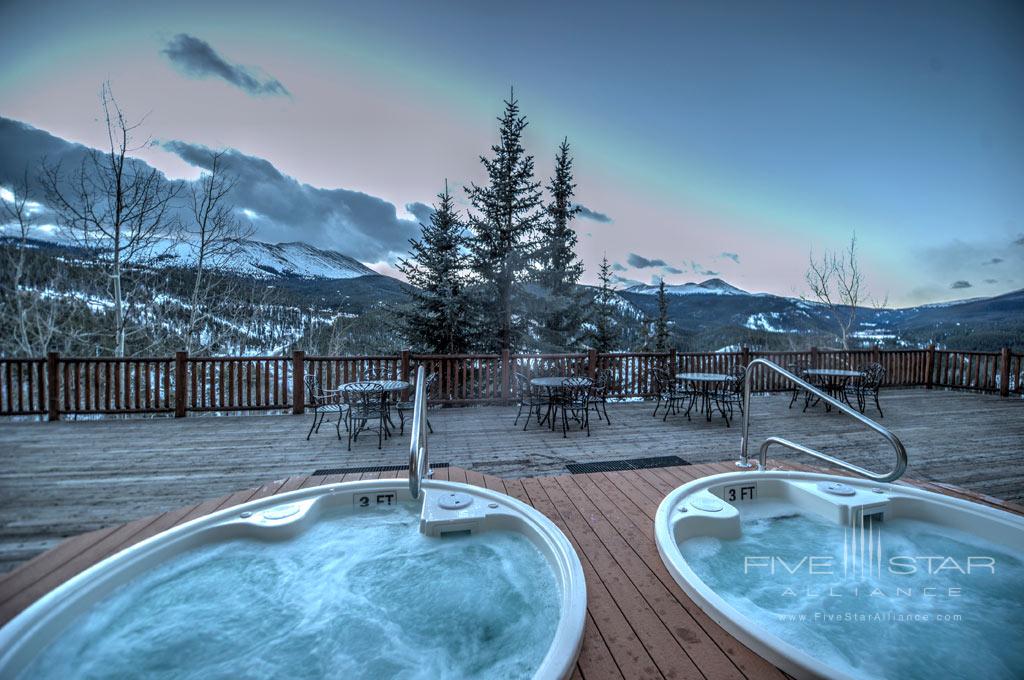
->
576, 205, 611, 223
0, 117, 420, 263
983, 258, 1003, 265
163, 141, 419, 261
627, 253, 668, 268
161, 34, 289, 96
720, 251, 740, 263
950, 280, 972, 289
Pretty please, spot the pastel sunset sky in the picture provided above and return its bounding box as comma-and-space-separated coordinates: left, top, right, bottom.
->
2, 0, 1022, 305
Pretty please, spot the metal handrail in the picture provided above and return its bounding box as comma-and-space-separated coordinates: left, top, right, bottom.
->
408, 365, 430, 499
737, 358, 908, 482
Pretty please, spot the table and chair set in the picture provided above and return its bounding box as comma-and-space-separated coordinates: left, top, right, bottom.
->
515, 369, 613, 438
304, 371, 437, 450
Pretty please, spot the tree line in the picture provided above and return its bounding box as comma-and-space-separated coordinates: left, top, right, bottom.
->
397, 91, 631, 355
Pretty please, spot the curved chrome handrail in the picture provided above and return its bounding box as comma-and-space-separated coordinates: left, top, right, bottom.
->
738, 358, 908, 482
408, 365, 430, 499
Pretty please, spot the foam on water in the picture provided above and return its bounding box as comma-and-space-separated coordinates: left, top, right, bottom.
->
22, 502, 560, 680
680, 505, 1024, 680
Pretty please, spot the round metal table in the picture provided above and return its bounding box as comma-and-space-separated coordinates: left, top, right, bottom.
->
530, 377, 592, 429
675, 373, 731, 422
339, 380, 411, 430
801, 369, 861, 411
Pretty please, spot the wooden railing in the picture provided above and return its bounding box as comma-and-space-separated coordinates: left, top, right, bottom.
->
1, 345, 1020, 420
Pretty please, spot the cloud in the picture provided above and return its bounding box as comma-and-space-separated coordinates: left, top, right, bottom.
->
662, 265, 683, 274
576, 204, 611, 223
610, 274, 642, 287
984, 279, 998, 284
720, 251, 740, 263
163, 141, 419, 261
611, 262, 627, 272
1015, 235, 1024, 246
950, 280, 972, 289
627, 253, 668, 268
983, 258, 1003, 265
161, 34, 289, 96
405, 202, 434, 225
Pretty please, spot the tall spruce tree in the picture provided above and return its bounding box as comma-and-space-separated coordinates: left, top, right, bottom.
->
591, 255, 618, 352
397, 182, 471, 353
465, 91, 545, 352
654, 278, 670, 351
535, 138, 585, 350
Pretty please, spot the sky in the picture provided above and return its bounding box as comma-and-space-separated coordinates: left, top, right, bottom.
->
1, 0, 1022, 306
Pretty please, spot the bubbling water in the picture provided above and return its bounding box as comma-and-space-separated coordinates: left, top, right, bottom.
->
680, 507, 1024, 680
23, 502, 561, 680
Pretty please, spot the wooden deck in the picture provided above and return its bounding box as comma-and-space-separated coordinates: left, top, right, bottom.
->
1, 461, 1020, 679
0, 388, 1021, 573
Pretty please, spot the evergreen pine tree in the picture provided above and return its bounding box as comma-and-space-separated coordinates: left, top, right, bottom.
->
591, 255, 619, 352
654, 278, 670, 351
465, 91, 545, 352
535, 138, 585, 350
397, 182, 471, 353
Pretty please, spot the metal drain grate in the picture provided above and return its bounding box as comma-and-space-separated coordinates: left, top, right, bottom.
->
566, 456, 690, 475
312, 462, 450, 476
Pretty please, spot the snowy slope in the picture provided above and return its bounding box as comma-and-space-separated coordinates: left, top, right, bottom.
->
157, 240, 377, 280
625, 278, 750, 296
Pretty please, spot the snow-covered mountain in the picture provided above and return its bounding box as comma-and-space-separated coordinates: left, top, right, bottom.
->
157, 239, 377, 280
625, 278, 750, 296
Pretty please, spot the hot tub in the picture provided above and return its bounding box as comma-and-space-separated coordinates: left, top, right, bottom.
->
0, 478, 587, 679
656, 470, 1024, 680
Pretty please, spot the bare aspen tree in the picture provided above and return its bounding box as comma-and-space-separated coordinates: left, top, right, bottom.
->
40, 83, 179, 356
182, 150, 253, 352
804, 233, 872, 350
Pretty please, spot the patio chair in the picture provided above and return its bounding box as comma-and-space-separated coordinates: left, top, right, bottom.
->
395, 372, 436, 435
513, 372, 547, 430
712, 366, 746, 428
846, 362, 886, 417
652, 367, 693, 421
304, 375, 348, 440
345, 383, 388, 450
552, 377, 591, 437
588, 368, 612, 424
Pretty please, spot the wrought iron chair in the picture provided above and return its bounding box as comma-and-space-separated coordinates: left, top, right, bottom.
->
588, 368, 612, 424
552, 376, 591, 437
652, 367, 693, 421
712, 365, 746, 427
304, 375, 348, 440
513, 372, 548, 430
846, 362, 886, 417
345, 382, 388, 450
396, 372, 436, 435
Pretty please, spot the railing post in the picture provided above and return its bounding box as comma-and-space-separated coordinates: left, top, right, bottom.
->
174, 351, 187, 418
46, 351, 60, 422
740, 345, 750, 369
501, 349, 511, 402
1000, 346, 1011, 398
292, 350, 305, 415
810, 346, 819, 369
872, 345, 880, 365
924, 344, 936, 390
587, 348, 598, 379
669, 348, 677, 373
400, 349, 412, 399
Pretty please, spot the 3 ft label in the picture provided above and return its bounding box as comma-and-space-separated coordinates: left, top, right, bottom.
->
354, 492, 397, 509
722, 484, 757, 502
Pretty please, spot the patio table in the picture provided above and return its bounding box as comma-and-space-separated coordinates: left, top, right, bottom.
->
675, 373, 731, 422
801, 368, 861, 411
340, 380, 411, 430
531, 377, 592, 430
